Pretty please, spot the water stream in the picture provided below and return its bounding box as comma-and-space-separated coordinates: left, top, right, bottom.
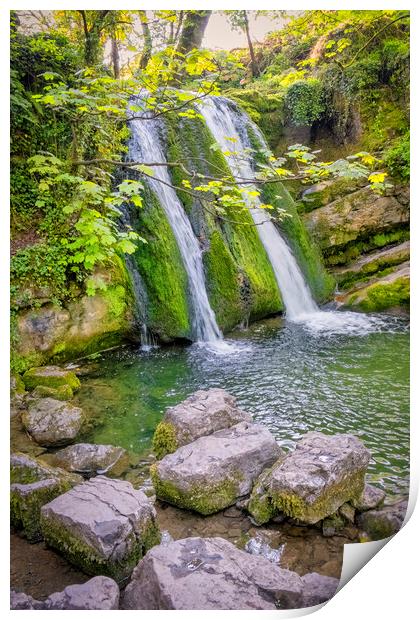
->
128, 98, 222, 342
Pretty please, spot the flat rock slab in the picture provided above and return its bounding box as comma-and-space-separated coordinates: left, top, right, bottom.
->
357, 499, 407, 540
122, 536, 304, 610
23, 365, 81, 391
152, 388, 251, 458
248, 432, 370, 525
10, 452, 82, 542
151, 421, 281, 515
40, 475, 160, 583
51, 443, 130, 477
11, 576, 119, 610
22, 397, 84, 447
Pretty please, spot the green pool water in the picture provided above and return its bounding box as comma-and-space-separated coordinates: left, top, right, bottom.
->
77, 313, 409, 498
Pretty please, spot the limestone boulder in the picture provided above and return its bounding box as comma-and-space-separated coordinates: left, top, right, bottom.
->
152, 388, 251, 458
22, 397, 85, 447
23, 365, 81, 392
357, 498, 408, 540
122, 536, 304, 610
301, 573, 339, 607
32, 384, 74, 401
10, 452, 82, 542
248, 432, 370, 525
11, 577, 120, 610
352, 483, 386, 512
40, 476, 160, 583
50, 443, 130, 478
151, 421, 281, 515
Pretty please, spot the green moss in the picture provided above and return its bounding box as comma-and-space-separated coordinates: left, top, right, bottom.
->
23, 367, 80, 391
350, 276, 410, 312
32, 384, 74, 400
151, 463, 243, 515
130, 186, 190, 340
152, 421, 178, 459
247, 491, 277, 525
324, 227, 410, 267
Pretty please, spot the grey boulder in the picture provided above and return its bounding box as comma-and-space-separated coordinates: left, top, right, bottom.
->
51, 443, 130, 477
151, 421, 281, 515
40, 476, 161, 583
301, 573, 339, 607
357, 498, 408, 540
22, 397, 84, 447
11, 577, 119, 610
122, 536, 304, 610
248, 432, 371, 525
152, 388, 251, 458
352, 483, 386, 512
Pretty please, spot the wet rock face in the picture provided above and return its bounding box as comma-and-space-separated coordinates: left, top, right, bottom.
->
122, 536, 305, 610
151, 421, 282, 515
51, 443, 130, 478
357, 499, 408, 541
152, 388, 252, 458
11, 577, 120, 610
248, 432, 371, 525
10, 453, 82, 542
40, 476, 160, 583
22, 398, 84, 447
22, 366, 81, 392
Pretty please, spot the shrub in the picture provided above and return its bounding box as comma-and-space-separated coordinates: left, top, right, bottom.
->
285, 78, 325, 126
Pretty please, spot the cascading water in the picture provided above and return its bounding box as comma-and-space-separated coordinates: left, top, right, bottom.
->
128, 98, 222, 343
198, 96, 380, 335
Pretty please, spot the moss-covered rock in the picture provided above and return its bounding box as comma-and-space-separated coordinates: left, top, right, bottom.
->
151, 421, 281, 515
339, 265, 410, 312
356, 499, 407, 541
12, 257, 135, 372
248, 432, 370, 525
10, 452, 82, 542
40, 476, 160, 583
23, 366, 80, 392
32, 384, 74, 401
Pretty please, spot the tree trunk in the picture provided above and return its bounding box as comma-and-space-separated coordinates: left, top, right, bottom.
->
243, 12, 259, 77
139, 11, 152, 70
176, 10, 211, 55
111, 35, 120, 78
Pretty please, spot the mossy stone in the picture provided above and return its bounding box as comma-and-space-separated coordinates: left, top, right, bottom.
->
152, 421, 178, 460
32, 384, 74, 401
23, 366, 81, 392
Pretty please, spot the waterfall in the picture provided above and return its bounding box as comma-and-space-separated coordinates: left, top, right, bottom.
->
198, 96, 318, 320
128, 99, 222, 342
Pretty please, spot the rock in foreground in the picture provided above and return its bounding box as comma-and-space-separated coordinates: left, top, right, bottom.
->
22, 398, 84, 447
122, 537, 303, 610
51, 443, 130, 477
152, 388, 251, 458
10, 452, 82, 542
248, 432, 370, 525
23, 365, 81, 392
40, 476, 160, 582
151, 421, 281, 515
11, 576, 119, 610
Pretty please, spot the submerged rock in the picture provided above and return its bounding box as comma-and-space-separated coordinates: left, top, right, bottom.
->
122, 536, 304, 610
151, 421, 281, 515
10, 452, 82, 542
32, 384, 74, 401
23, 365, 81, 392
248, 432, 370, 525
40, 475, 160, 583
357, 499, 408, 540
22, 398, 84, 447
11, 577, 120, 610
352, 483, 386, 512
152, 388, 251, 458
51, 443, 130, 478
